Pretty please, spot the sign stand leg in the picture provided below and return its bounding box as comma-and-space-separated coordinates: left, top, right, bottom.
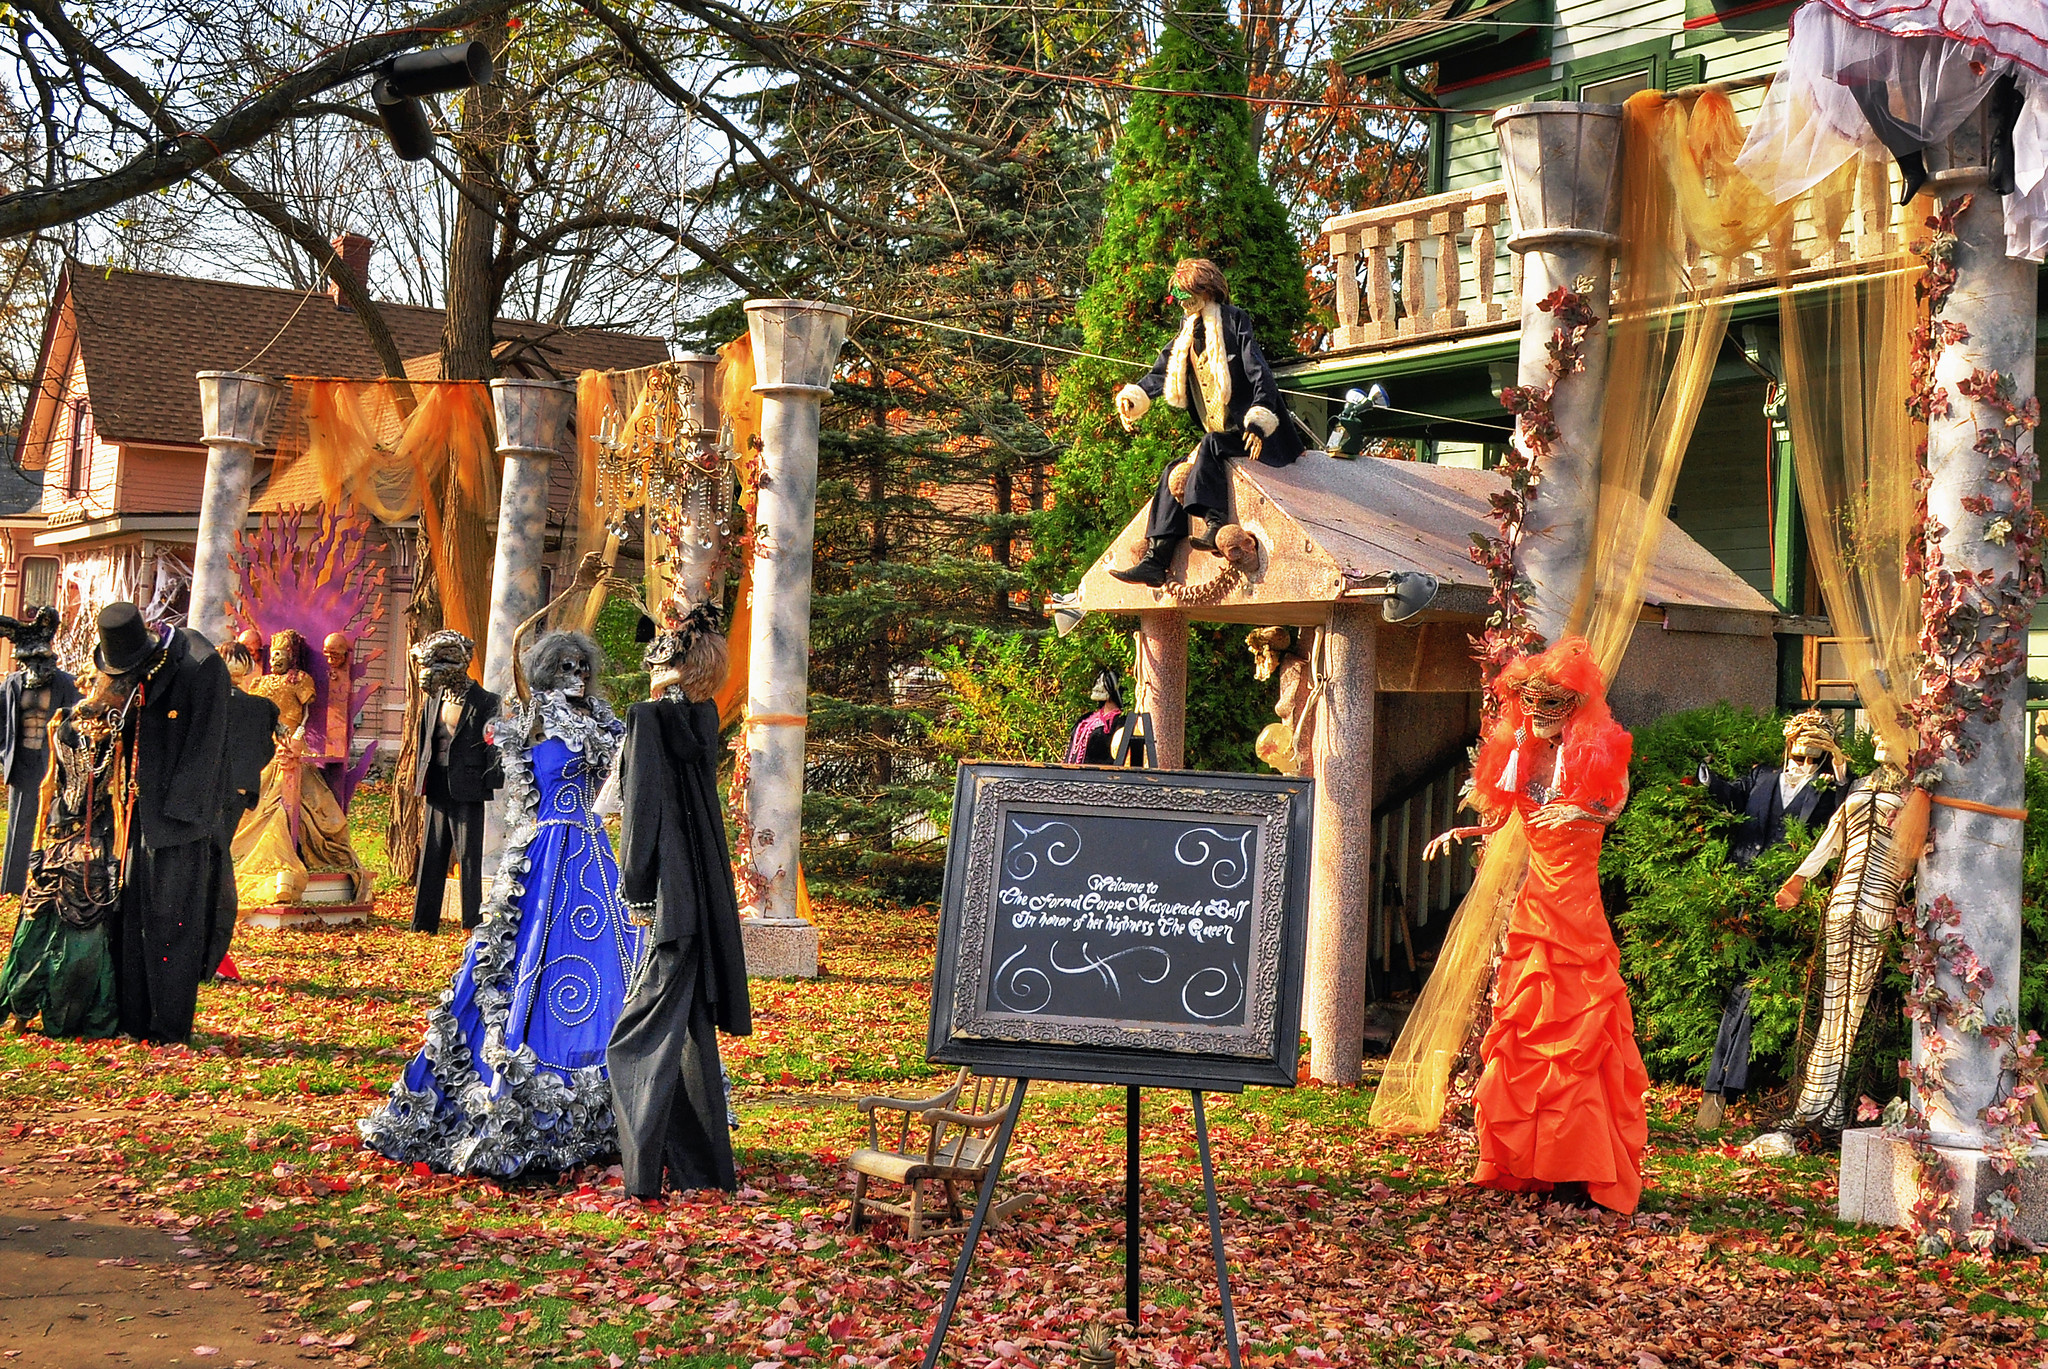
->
1125, 1084, 1141, 1326
919, 1078, 1031, 1369
1190, 1091, 1243, 1369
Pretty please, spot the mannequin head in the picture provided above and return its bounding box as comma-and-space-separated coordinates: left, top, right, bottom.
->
269, 628, 306, 676
642, 603, 727, 703
525, 631, 603, 700
1169, 258, 1228, 316
410, 630, 475, 695
219, 640, 257, 690
1781, 709, 1841, 785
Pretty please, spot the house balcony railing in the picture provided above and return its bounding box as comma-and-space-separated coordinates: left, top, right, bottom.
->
1319, 157, 1909, 356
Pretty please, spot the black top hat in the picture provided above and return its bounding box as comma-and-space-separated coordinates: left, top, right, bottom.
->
95, 602, 158, 675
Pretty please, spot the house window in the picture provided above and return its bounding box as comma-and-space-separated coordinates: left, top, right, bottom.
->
1580, 68, 1653, 105
62, 399, 87, 497
19, 557, 56, 613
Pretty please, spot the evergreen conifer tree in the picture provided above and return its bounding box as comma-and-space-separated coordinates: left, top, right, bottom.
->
1030, 0, 1309, 770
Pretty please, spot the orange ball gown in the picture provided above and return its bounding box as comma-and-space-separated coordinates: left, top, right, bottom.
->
1468, 641, 1650, 1214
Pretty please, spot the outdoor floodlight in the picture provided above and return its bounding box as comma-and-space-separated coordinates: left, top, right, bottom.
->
370, 41, 493, 162
1326, 383, 1389, 458
1048, 591, 1086, 637
1348, 570, 1439, 623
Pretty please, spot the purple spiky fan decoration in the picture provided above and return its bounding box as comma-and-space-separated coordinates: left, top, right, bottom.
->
229, 503, 387, 812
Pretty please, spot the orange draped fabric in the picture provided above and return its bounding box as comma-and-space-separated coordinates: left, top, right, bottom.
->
1467, 638, 1649, 1213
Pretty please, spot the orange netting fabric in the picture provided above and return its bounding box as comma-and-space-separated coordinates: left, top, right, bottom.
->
266, 378, 497, 665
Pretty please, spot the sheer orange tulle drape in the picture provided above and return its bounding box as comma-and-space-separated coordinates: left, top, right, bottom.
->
270, 379, 497, 668
1373, 89, 1780, 1134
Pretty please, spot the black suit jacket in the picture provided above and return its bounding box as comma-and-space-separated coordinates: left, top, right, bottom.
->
1135, 302, 1306, 467
0, 669, 79, 788
1704, 763, 1843, 866
414, 681, 503, 803
224, 688, 280, 815
619, 698, 752, 1037
126, 628, 231, 851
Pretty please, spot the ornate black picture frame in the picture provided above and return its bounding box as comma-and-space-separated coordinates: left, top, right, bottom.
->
928, 763, 1313, 1090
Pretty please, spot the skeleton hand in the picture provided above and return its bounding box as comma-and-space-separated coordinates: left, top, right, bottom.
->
1424, 825, 1490, 861
571, 550, 608, 591
1528, 802, 1600, 829
1774, 874, 1807, 911
1244, 429, 1264, 463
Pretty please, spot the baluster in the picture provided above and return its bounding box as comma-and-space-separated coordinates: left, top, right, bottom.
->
1510, 247, 1524, 310
1856, 154, 1891, 260
1396, 216, 1424, 336
1431, 208, 1466, 331
1366, 224, 1396, 341
1472, 199, 1500, 322
1329, 226, 1362, 348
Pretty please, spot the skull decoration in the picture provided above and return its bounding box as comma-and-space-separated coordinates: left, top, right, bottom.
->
1780, 709, 1843, 788
410, 629, 476, 696
0, 606, 62, 688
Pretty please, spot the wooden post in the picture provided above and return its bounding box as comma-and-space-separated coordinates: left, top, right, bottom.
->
1306, 603, 1376, 1084
1136, 611, 1187, 771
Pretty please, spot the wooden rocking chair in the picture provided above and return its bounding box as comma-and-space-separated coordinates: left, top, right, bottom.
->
846, 1069, 1036, 1240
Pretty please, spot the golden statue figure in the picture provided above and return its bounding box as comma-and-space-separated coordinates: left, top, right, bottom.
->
231, 629, 367, 907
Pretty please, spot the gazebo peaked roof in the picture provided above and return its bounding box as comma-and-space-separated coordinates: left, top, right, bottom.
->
1073, 453, 1777, 631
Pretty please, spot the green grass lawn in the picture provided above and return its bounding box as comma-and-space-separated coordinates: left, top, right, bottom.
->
0, 802, 2044, 1367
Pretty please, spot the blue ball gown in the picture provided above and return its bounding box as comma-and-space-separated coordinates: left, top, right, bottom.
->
361, 690, 646, 1178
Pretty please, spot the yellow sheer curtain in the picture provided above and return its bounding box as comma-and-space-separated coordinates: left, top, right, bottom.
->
1776, 241, 1926, 765
1373, 90, 1755, 1133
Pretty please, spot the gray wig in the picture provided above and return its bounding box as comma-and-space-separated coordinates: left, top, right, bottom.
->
523, 630, 605, 693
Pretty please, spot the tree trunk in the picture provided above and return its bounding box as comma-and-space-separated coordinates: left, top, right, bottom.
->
441, 18, 510, 381
389, 18, 506, 877
386, 531, 444, 885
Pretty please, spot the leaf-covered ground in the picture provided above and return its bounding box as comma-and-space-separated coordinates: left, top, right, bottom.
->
2, 887, 2046, 1368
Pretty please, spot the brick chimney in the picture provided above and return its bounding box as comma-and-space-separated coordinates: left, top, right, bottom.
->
328, 233, 373, 310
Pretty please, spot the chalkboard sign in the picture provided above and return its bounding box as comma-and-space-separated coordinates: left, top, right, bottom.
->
929, 764, 1312, 1090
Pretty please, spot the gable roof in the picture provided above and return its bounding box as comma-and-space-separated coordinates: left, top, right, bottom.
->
38, 264, 667, 460
1073, 452, 1778, 628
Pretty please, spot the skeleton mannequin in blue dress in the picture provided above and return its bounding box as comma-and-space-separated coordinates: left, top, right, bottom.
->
363, 558, 645, 1177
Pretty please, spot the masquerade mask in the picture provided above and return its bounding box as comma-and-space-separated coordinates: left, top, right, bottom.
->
1168, 280, 1193, 306
1516, 679, 1581, 729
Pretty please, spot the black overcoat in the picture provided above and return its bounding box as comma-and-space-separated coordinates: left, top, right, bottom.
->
1703, 764, 1843, 866
413, 681, 504, 803
225, 688, 280, 814
618, 698, 751, 1036
129, 628, 231, 852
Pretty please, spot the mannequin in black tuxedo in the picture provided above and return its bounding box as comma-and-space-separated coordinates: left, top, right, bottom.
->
408, 631, 502, 934
1693, 710, 1849, 1126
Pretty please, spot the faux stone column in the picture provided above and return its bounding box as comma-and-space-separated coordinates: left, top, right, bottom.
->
671, 351, 725, 610
1306, 604, 1376, 1084
1492, 102, 1623, 641
739, 300, 851, 978
481, 379, 576, 866
192, 372, 282, 645
1916, 128, 2038, 1145
481, 379, 576, 697
1135, 612, 1188, 770
1839, 107, 2048, 1247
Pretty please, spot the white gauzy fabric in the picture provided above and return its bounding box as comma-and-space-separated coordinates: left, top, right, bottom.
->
1737, 3, 2048, 259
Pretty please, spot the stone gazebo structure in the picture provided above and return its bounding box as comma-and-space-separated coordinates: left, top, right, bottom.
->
1070, 451, 1779, 1083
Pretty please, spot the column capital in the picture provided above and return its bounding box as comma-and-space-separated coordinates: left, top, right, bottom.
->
196, 371, 281, 448
488, 377, 576, 460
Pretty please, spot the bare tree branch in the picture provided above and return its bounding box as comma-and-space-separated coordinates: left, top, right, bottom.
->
0, 0, 520, 240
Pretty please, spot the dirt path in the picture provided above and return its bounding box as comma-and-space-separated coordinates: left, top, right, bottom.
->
0, 1106, 292, 1369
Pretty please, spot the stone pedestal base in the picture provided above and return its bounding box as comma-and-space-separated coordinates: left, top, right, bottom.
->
742, 918, 819, 979
243, 902, 372, 930
1839, 1127, 2048, 1244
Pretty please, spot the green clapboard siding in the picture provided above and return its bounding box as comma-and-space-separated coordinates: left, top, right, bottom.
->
1668, 380, 1774, 600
